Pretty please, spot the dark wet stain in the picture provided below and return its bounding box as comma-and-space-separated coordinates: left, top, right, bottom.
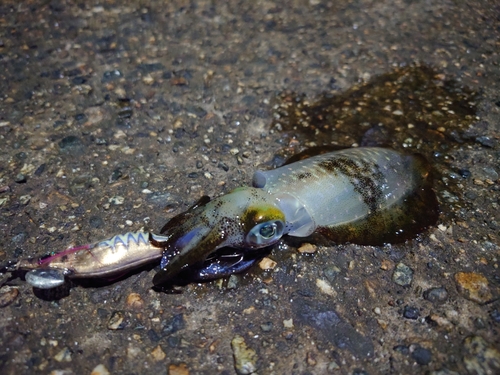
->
272, 65, 478, 152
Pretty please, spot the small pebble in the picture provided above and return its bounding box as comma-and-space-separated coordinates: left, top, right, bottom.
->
12, 232, 27, 244
403, 305, 420, 320
15, 173, 27, 183
126, 293, 144, 309
53, 347, 72, 362
454, 272, 492, 304
231, 335, 258, 375
226, 274, 240, 289
109, 168, 123, 182
151, 345, 166, 361
19, 195, 31, 205
260, 322, 273, 332
74, 113, 86, 122
218, 161, 229, 171
168, 362, 189, 375
393, 262, 413, 287
297, 243, 317, 254
95, 138, 108, 145
59, 135, 84, 153
323, 265, 341, 283
380, 259, 393, 270
107, 311, 126, 330
90, 364, 110, 375
162, 313, 185, 335
428, 314, 452, 327
259, 257, 277, 270
109, 196, 125, 205
34, 163, 46, 176
377, 319, 388, 329
412, 346, 432, 365
0, 286, 19, 307
102, 70, 122, 83
316, 279, 336, 296
475, 136, 497, 148
423, 287, 448, 303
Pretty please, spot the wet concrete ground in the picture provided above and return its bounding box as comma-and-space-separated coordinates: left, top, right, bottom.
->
0, 0, 499, 374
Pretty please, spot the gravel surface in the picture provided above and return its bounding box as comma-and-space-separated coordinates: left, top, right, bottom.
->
0, 1, 499, 374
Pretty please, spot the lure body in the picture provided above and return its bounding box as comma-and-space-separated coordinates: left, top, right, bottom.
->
14, 232, 168, 289
153, 147, 437, 285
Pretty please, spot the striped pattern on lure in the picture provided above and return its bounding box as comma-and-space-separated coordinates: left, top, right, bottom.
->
153, 147, 438, 285
16, 232, 167, 289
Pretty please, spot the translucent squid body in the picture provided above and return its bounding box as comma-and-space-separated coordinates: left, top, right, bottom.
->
152, 147, 438, 286
11, 232, 168, 289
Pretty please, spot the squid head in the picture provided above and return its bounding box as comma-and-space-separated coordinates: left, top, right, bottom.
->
152, 187, 285, 286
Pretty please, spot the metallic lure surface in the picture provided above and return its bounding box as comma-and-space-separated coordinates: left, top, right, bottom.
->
153, 147, 438, 285
13, 231, 167, 289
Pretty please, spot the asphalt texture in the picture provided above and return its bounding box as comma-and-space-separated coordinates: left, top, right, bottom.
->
0, 1, 499, 374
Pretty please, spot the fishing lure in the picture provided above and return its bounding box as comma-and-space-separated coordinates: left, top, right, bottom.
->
8, 232, 167, 289
153, 147, 438, 285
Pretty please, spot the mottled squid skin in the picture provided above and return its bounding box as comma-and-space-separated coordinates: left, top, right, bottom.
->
153, 147, 438, 285
15, 232, 167, 289
253, 147, 437, 244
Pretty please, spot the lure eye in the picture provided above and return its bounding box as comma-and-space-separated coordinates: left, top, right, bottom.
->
260, 223, 276, 239
246, 220, 285, 248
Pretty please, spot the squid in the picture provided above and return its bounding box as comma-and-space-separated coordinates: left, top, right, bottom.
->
152, 147, 438, 286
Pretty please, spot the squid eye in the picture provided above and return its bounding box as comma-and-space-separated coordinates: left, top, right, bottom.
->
246, 220, 285, 247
